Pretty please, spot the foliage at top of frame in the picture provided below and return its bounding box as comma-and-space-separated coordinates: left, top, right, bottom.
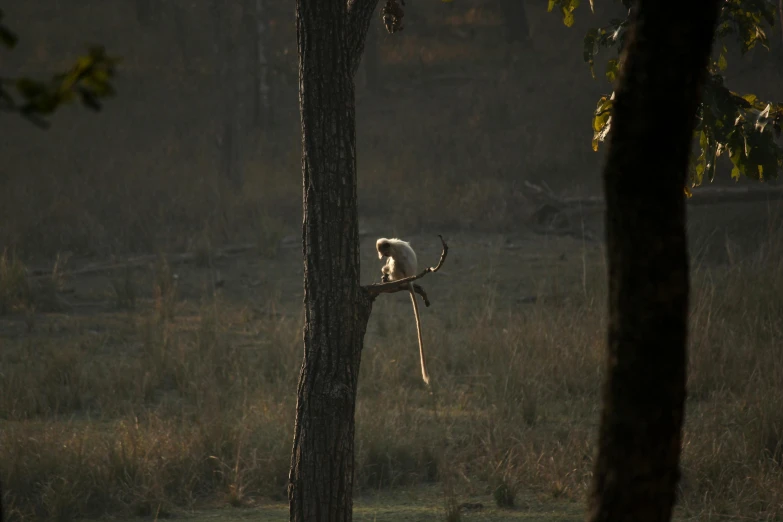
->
0, 9, 120, 129
382, 0, 406, 33
548, 0, 783, 193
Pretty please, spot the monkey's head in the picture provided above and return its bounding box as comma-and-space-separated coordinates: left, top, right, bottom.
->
376, 238, 391, 259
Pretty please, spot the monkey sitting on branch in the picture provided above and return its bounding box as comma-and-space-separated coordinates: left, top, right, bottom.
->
370, 236, 448, 385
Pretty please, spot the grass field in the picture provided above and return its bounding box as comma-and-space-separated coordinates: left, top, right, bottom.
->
3, 200, 783, 521
5, 1, 783, 520
77, 485, 583, 521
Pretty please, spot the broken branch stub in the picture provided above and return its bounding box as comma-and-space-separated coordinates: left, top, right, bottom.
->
382, 0, 405, 34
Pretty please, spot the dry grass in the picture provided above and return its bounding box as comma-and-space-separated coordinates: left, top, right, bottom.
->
4, 4, 783, 520
1, 216, 783, 521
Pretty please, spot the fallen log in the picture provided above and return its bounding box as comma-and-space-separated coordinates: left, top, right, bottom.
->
560, 185, 783, 208
27, 243, 257, 280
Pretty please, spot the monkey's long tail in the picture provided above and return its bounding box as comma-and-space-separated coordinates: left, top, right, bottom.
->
409, 286, 430, 385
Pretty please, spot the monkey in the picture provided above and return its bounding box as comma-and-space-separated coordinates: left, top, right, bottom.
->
376, 238, 430, 385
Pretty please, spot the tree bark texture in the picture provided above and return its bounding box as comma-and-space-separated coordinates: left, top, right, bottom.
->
288, 0, 379, 520
587, 1, 721, 522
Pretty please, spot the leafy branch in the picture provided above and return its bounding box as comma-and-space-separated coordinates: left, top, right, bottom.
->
550, 0, 783, 191
0, 9, 119, 128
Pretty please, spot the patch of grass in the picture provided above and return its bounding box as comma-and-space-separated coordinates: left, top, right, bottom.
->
0, 249, 32, 314
2, 222, 783, 521
444, 495, 462, 522
153, 255, 177, 322
256, 214, 286, 259
0, 250, 70, 317
110, 265, 137, 310
191, 232, 215, 269
492, 481, 515, 508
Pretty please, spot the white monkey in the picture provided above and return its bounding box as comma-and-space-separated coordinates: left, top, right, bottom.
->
376, 238, 430, 385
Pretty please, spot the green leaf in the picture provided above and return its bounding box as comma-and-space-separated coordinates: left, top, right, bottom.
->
566, 0, 783, 184
591, 94, 613, 151
583, 28, 598, 78
562, 8, 575, 27
755, 104, 771, 132
718, 52, 727, 71
78, 87, 101, 111
15, 78, 47, 99
0, 9, 17, 48
605, 59, 619, 83
549, 0, 580, 27
0, 24, 17, 48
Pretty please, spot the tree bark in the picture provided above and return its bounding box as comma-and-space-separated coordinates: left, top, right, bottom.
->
288, 0, 380, 520
587, 1, 721, 521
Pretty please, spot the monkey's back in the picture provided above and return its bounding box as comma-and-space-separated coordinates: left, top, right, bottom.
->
388, 240, 417, 279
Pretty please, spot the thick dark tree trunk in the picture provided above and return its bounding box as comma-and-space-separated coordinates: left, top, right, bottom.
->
588, 1, 721, 522
288, 0, 380, 520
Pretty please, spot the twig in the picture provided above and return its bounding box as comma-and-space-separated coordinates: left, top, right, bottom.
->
412, 284, 431, 307
364, 235, 448, 299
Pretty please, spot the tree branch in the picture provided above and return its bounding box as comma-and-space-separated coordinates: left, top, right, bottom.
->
364, 235, 449, 299
412, 284, 431, 307
346, 0, 382, 75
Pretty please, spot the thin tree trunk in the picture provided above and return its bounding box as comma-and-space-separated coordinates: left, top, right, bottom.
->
587, 1, 721, 521
288, 0, 380, 520
211, 1, 243, 189
779, 0, 783, 47
171, 4, 190, 71
135, 0, 154, 25
502, 0, 530, 45
251, 0, 271, 125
